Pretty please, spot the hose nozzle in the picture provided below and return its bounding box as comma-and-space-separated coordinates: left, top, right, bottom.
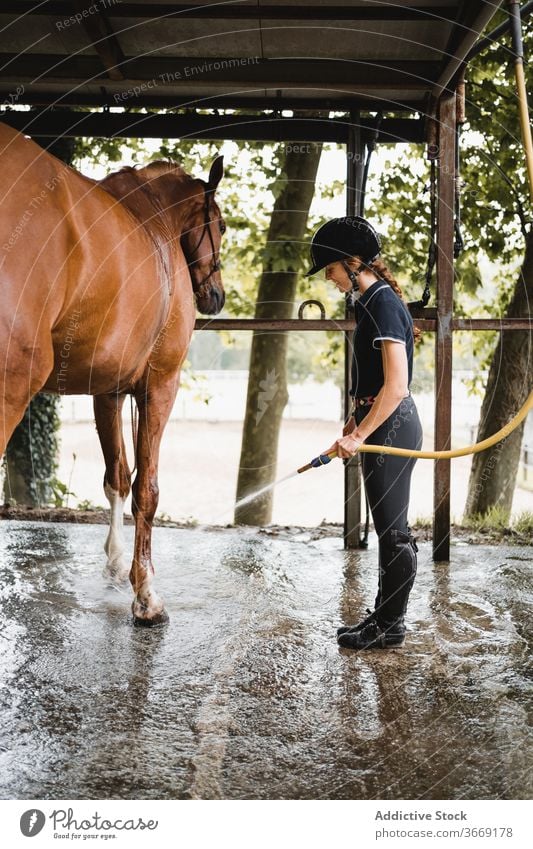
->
297, 449, 338, 474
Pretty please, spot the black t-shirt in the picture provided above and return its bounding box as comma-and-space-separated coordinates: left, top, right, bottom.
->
350, 279, 414, 398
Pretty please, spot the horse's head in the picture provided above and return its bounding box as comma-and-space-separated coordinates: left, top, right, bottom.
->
181, 156, 226, 316
101, 157, 226, 315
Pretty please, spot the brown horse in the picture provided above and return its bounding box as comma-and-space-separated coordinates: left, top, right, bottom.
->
0, 122, 225, 626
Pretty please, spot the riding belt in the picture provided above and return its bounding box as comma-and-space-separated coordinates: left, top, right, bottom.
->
351, 391, 411, 412
352, 395, 377, 409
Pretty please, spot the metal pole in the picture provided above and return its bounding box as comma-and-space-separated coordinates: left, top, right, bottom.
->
344, 111, 365, 549
507, 0, 533, 201
433, 94, 456, 561
466, 0, 533, 62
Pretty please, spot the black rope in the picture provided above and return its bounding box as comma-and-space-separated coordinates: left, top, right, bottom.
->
409, 159, 436, 310
360, 111, 383, 210
454, 120, 465, 260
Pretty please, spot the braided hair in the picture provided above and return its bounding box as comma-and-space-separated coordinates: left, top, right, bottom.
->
355, 257, 422, 343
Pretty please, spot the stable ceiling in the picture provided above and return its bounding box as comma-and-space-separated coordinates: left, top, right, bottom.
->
0, 1, 504, 115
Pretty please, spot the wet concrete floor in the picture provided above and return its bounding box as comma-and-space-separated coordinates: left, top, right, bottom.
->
0, 520, 531, 800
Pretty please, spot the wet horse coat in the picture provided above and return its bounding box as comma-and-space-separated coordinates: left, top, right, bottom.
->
0, 122, 225, 625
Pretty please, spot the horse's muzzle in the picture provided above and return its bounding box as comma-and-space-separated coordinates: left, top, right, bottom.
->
196, 285, 225, 315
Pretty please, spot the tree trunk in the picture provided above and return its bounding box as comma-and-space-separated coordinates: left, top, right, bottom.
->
464, 226, 533, 520
3, 136, 75, 506
234, 143, 322, 524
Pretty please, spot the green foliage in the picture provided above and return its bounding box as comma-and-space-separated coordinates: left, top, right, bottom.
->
370, 22, 532, 401
461, 503, 511, 532
64, 37, 533, 403
413, 510, 533, 535
512, 510, 533, 535
3, 393, 61, 505
412, 515, 433, 529
73, 135, 146, 165
410, 340, 435, 393
76, 499, 102, 512
262, 236, 308, 273
180, 360, 212, 404
49, 477, 76, 509
384, 29, 530, 261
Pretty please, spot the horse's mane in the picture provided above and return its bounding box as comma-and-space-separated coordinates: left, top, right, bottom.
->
140, 160, 195, 181
98, 160, 198, 245
98, 160, 200, 287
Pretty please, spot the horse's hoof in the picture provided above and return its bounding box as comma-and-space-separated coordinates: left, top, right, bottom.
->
132, 609, 170, 628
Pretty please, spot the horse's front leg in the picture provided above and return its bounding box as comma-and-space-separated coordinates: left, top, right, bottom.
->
130, 378, 178, 627
94, 394, 131, 585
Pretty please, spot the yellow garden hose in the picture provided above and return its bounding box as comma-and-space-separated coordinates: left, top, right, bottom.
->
297, 389, 533, 472
298, 25, 533, 475
360, 388, 533, 459
515, 59, 533, 202
299, 18, 533, 473
509, 0, 533, 202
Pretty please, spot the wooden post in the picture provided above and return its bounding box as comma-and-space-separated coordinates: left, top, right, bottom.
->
433, 93, 456, 561
344, 112, 365, 549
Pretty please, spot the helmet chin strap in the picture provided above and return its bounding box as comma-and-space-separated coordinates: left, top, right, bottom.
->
341, 260, 360, 308
341, 259, 360, 292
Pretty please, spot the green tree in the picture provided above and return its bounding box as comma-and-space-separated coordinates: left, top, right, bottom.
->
461, 23, 532, 519
369, 19, 532, 521
234, 142, 323, 524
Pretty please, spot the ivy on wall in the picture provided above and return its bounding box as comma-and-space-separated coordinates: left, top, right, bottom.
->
3, 394, 61, 506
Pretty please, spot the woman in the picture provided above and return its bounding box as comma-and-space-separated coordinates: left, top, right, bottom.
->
306, 216, 423, 651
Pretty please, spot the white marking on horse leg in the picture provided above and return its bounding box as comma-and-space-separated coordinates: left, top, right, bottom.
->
103, 483, 129, 584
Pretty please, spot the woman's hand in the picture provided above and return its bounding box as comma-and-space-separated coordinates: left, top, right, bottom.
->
323, 431, 364, 459
336, 433, 364, 458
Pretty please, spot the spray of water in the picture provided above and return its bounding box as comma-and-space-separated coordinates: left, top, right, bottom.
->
233, 471, 299, 512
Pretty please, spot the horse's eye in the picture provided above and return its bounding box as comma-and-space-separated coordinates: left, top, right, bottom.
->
219, 221, 226, 235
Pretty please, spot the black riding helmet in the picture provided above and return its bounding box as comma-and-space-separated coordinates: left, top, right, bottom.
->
305, 216, 381, 277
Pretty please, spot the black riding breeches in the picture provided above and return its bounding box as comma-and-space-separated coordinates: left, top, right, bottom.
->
355, 394, 423, 625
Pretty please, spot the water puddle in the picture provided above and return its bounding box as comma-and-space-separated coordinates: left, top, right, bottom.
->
0, 520, 530, 800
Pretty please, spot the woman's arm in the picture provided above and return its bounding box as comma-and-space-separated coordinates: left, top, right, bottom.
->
329, 341, 409, 458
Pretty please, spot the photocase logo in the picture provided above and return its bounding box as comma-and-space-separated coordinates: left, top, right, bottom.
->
20, 809, 46, 837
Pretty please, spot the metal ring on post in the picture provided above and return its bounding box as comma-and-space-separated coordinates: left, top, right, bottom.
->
297, 299, 326, 320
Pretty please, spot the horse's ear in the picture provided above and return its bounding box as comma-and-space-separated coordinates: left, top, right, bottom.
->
207, 155, 224, 192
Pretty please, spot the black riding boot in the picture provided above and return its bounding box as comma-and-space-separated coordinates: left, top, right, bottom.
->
337, 528, 418, 650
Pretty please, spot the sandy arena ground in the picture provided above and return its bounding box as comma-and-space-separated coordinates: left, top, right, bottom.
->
56, 419, 533, 527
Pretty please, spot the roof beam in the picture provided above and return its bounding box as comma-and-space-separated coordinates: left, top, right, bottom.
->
4, 91, 424, 113
1, 3, 465, 22
70, 0, 125, 81
0, 110, 425, 144
434, 0, 505, 96
0, 55, 438, 89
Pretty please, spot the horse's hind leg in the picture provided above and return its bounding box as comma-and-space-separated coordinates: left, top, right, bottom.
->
94, 394, 132, 584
